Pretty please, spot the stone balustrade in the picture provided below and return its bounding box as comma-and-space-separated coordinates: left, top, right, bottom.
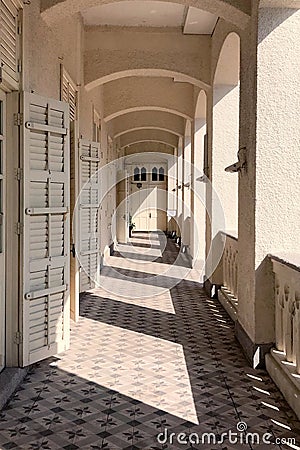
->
218, 233, 238, 321
266, 254, 300, 420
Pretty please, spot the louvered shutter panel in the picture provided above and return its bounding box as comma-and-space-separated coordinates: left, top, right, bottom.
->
0, 0, 20, 90
22, 92, 70, 366
61, 69, 77, 122
78, 139, 101, 292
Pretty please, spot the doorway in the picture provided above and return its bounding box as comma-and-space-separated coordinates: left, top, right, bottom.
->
130, 176, 167, 232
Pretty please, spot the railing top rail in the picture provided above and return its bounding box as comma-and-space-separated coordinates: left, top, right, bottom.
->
269, 253, 300, 274
220, 231, 238, 242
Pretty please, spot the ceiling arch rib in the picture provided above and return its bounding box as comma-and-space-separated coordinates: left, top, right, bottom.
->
105, 106, 192, 122
109, 110, 185, 138
103, 77, 194, 122
41, 0, 251, 29
121, 139, 176, 149
116, 126, 182, 138
119, 129, 179, 148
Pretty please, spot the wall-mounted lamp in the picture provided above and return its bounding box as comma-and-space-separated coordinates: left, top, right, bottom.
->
137, 183, 142, 189
225, 147, 247, 173
172, 188, 176, 192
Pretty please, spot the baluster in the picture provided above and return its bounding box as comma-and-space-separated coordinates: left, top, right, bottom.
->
275, 280, 284, 352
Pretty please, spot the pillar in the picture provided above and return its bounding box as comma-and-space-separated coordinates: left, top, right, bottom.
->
237, 5, 300, 366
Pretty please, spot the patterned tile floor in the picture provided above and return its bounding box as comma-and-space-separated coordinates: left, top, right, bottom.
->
0, 232, 300, 450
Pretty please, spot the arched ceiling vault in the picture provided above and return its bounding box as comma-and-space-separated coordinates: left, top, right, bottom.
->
116, 126, 182, 138
84, 26, 211, 90
119, 129, 179, 148
124, 141, 175, 155
103, 77, 194, 121
41, 0, 251, 29
109, 110, 185, 138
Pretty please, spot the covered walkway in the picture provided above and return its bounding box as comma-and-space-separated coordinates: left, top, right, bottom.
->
0, 234, 299, 449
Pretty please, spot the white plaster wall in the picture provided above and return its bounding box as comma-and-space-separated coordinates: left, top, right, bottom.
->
182, 125, 192, 248
193, 117, 207, 274
212, 85, 239, 236
254, 7, 300, 343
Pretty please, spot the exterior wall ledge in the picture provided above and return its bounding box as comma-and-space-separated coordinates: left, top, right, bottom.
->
235, 321, 274, 369
269, 253, 300, 274
218, 287, 238, 321
266, 349, 300, 421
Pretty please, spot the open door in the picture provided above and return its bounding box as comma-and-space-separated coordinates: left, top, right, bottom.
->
21, 92, 70, 366
78, 139, 101, 292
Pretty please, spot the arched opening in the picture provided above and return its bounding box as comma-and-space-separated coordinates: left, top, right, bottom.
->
193, 90, 207, 278
211, 31, 240, 285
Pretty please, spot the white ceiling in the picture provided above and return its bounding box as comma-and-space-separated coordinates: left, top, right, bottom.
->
82, 1, 218, 34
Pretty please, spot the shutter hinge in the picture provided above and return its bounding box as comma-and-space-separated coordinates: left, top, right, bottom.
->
17, 59, 22, 74
14, 332, 23, 345
14, 113, 23, 126
15, 168, 23, 181
15, 222, 23, 235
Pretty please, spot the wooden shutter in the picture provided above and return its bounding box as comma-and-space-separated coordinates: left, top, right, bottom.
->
21, 92, 70, 366
78, 139, 101, 292
61, 66, 77, 122
0, 0, 21, 90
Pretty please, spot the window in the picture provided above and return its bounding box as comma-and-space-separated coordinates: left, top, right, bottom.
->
134, 167, 140, 181
141, 167, 147, 181
159, 167, 165, 181
152, 167, 158, 181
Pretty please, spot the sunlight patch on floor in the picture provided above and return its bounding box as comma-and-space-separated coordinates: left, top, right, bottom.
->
93, 284, 175, 314
56, 318, 199, 425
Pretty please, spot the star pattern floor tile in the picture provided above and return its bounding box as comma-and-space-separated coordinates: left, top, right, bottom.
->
0, 232, 299, 450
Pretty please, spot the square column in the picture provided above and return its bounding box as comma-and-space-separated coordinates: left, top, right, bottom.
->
237, 6, 300, 366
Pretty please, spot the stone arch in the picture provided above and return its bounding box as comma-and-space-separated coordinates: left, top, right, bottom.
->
41, 0, 251, 28
104, 106, 192, 122
193, 89, 207, 273
86, 69, 209, 91
212, 31, 240, 239
119, 129, 179, 148
115, 126, 182, 139
102, 76, 194, 121
121, 139, 176, 149
213, 32, 240, 86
